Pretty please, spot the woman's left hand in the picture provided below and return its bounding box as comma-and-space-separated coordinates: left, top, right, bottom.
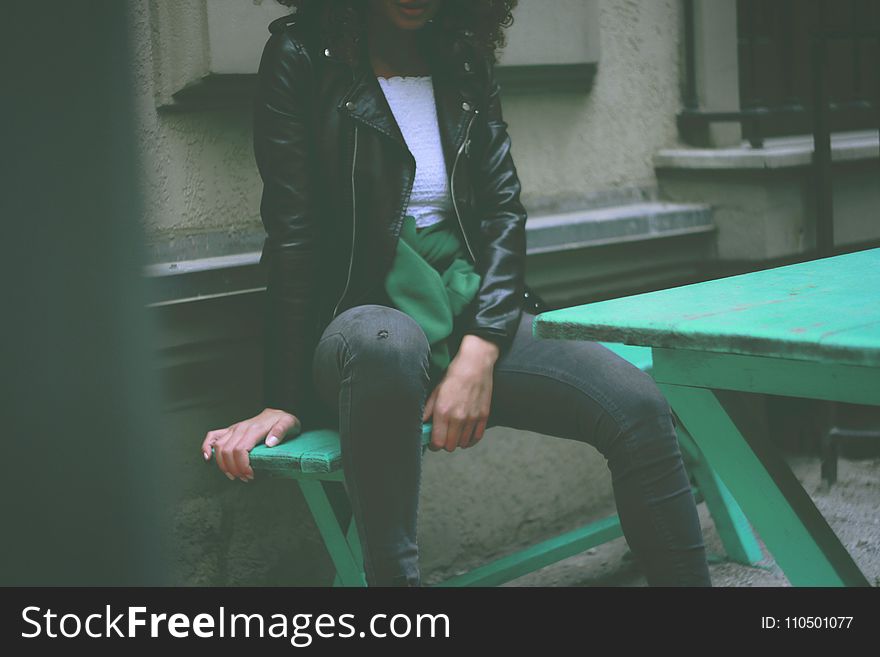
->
423, 335, 500, 452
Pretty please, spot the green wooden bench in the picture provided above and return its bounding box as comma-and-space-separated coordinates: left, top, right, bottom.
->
247, 342, 762, 586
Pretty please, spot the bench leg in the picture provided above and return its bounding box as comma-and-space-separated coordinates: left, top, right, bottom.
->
675, 418, 764, 566
298, 479, 366, 587
331, 516, 366, 587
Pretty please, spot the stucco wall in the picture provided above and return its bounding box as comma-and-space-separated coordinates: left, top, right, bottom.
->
131, 0, 683, 247
509, 0, 684, 200
132, 0, 264, 254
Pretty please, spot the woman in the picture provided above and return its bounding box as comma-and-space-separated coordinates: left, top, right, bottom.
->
202, 0, 712, 588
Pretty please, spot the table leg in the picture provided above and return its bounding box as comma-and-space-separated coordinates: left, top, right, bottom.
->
656, 383, 870, 586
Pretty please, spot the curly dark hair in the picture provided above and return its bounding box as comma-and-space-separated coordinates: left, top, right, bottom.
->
274, 0, 517, 65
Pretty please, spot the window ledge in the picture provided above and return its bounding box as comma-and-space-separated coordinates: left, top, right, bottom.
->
654, 130, 879, 170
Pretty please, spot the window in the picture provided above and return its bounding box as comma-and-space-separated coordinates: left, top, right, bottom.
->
736, 0, 880, 139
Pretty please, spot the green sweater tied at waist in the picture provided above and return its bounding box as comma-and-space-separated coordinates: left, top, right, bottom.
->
384, 214, 482, 382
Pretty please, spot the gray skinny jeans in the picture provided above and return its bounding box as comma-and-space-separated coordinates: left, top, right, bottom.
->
312, 303, 712, 587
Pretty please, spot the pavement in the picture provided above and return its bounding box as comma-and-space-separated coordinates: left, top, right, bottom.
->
476, 454, 880, 587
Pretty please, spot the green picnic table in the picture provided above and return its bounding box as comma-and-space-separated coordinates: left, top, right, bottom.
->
534, 247, 880, 587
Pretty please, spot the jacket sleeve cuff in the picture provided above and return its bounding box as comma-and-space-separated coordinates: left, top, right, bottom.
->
459, 327, 513, 358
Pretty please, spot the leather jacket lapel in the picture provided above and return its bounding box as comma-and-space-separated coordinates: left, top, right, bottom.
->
339, 60, 409, 153
431, 60, 474, 180
335, 23, 481, 175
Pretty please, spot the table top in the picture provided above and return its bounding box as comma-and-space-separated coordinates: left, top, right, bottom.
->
534, 247, 880, 367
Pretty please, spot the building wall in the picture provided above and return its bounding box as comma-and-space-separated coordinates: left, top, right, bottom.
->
130, 0, 684, 247
510, 0, 684, 200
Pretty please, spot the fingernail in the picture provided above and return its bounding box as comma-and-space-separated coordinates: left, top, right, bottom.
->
266, 435, 279, 447
239, 477, 249, 483
225, 472, 235, 481
203, 451, 210, 461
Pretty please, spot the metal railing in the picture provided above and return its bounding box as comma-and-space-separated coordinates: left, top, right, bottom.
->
680, 0, 879, 256
680, 0, 879, 151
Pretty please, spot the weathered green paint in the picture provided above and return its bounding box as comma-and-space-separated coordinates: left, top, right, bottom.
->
534, 247, 880, 367
297, 479, 365, 586
249, 425, 432, 475
598, 341, 654, 370
534, 250, 878, 586
433, 516, 623, 587
658, 383, 869, 586
651, 348, 880, 405
332, 518, 364, 587
249, 429, 343, 474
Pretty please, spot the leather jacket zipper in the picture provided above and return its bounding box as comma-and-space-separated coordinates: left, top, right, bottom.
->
451, 108, 478, 263
332, 96, 476, 318
332, 123, 359, 320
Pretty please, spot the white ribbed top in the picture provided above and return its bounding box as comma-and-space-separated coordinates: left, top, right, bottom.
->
377, 75, 452, 230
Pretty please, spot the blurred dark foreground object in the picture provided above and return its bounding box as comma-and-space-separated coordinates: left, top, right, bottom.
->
0, 3, 173, 585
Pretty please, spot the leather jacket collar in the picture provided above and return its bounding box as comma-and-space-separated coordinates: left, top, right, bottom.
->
329, 20, 483, 205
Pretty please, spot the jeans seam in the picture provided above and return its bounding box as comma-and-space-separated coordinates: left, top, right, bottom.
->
621, 410, 700, 584
413, 351, 430, 587
335, 337, 381, 586
312, 330, 346, 394
327, 326, 424, 587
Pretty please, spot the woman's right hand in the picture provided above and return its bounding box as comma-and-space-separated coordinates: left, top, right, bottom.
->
201, 407, 301, 482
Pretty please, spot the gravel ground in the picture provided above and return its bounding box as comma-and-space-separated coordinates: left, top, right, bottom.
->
492, 454, 880, 587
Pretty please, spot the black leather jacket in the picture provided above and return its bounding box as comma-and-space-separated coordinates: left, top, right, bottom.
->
253, 13, 544, 429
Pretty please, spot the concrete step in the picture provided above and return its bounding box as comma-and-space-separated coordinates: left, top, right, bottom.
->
524, 201, 717, 307
526, 201, 714, 255
143, 201, 716, 307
